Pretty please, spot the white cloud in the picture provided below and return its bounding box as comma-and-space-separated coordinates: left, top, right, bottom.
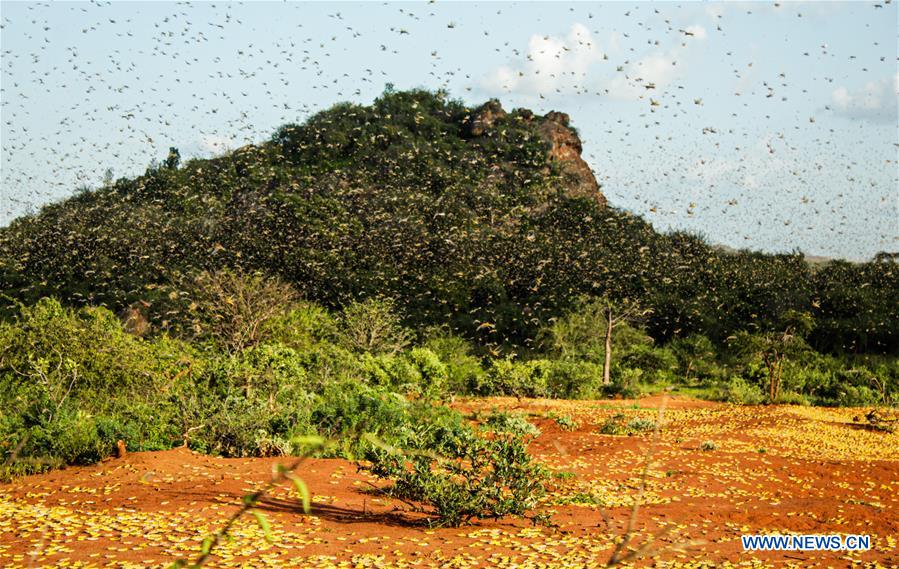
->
830, 74, 898, 124
602, 29, 706, 100
480, 22, 708, 101
603, 49, 682, 100
479, 23, 605, 96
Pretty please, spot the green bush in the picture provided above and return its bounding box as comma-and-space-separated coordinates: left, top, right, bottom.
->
311, 380, 413, 458
361, 348, 448, 400
603, 366, 643, 398
405, 348, 449, 400
620, 343, 678, 383
775, 391, 810, 406
361, 422, 546, 527
478, 358, 551, 397
626, 417, 659, 432
717, 377, 765, 405
669, 334, 722, 382
338, 297, 412, 356
545, 360, 602, 399
830, 384, 878, 407
230, 343, 309, 397
548, 412, 579, 431
0, 298, 165, 404
262, 302, 339, 352
422, 332, 486, 394
598, 413, 657, 435
0, 299, 200, 476
483, 410, 541, 436
194, 394, 276, 457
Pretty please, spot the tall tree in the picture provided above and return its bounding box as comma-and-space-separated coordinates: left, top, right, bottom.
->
602, 299, 651, 385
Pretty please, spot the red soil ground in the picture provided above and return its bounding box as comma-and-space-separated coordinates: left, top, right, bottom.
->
1, 395, 897, 568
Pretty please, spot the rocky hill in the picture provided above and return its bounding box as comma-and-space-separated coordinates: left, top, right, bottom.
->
1, 89, 896, 353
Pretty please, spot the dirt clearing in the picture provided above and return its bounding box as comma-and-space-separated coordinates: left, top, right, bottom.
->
2, 396, 896, 568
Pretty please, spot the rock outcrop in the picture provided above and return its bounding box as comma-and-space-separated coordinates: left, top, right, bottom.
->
468, 99, 507, 137
536, 111, 605, 207
466, 100, 606, 207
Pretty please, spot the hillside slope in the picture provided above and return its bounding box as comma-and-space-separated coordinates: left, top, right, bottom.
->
1, 89, 897, 352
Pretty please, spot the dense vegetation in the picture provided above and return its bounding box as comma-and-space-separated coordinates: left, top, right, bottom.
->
1, 89, 897, 492
2, 89, 896, 354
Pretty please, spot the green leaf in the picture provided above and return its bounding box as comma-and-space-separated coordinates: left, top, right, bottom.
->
200, 535, 215, 555
286, 473, 312, 513
251, 510, 274, 543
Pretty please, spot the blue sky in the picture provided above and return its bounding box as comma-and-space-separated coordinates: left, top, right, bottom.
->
1, 1, 896, 260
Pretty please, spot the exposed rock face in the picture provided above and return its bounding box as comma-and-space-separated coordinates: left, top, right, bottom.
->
468, 99, 507, 137
466, 100, 605, 207
536, 111, 606, 207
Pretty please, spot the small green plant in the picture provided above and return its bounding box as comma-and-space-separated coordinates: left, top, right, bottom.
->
626, 417, 658, 433
361, 423, 546, 527
551, 470, 577, 480
598, 413, 658, 436
548, 412, 579, 431
484, 410, 541, 436
700, 440, 717, 451
598, 413, 627, 435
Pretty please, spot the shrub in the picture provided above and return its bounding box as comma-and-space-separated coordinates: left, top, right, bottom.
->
0, 298, 165, 403
483, 410, 541, 436
194, 394, 285, 457
775, 391, 809, 406
545, 360, 602, 399
0, 299, 198, 476
291, 342, 364, 389
619, 344, 678, 383
405, 348, 449, 400
718, 377, 765, 405
478, 358, 551, 397
548, 412, 579, 431
230, 343, 309, 398
831, 384, 878, 407
338, 297, 412, 356
311, 381, 413, 458
669, 334, 721, 382
361, 423, 546, 527
598, 413, 657, 436
261, 302, 339, 352
422, 332, 486, 394
361, 348, 448, 400
700, 440, 717, 451
187, 269, 298, 352
602, 366, 643, 398
626, 417, 659, 432
598, 413, 628, 435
